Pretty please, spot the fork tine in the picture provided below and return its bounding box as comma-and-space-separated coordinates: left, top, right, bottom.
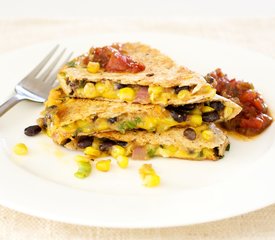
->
47, 51, 74, 87
23, 44, 59, 80
40, 48, 66, 82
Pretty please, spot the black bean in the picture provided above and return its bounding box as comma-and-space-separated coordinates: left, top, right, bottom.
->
146, 73, 154, 77
183, 128, 196, 140
116, 141, 127, 147
108, 117, 118, 124
62, 138, 71, 146
24, 125, 42, 136
99, 140, 115, 151
170, 110, 187, 123
115, 83, 127, 90
180, 104, 196, 111
174, 86, 190, 94
77, 136, 94, 148
209, 101, 225, 111
202, 111, 220, 122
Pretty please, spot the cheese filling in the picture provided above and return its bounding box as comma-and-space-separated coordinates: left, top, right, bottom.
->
69, 137, 219, 160
61, 75, 216, 105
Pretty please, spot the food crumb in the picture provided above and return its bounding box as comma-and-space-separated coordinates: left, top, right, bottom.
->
13, 143, 28, 156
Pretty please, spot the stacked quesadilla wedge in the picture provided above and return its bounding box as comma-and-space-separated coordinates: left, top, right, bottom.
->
38, 42, 241, 160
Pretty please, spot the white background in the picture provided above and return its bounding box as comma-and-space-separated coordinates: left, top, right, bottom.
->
0, 0, 274, 18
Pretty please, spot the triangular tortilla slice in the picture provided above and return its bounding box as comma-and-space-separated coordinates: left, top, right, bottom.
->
58, 42, 216, 105
38, 87, 241, 145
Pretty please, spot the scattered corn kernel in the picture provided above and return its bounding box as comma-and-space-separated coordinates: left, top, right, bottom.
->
139, 164, 156, 179
74, 161, 92, 179
83, 83, 98, 98
111, 145, 126, 158
87, 61, 100, 73
177, 89, 190, 100
143, 174, 160, 187
118, 87, 135, 102
74, 155, 91, 163
96, 159, 111, 172
84, 146, 101, 157
94, 118, 109, 131
139, 164, 160, 187
116, 155, 129, 169
202, 106, 215, 113
189, 115, 202, 126
201, 130, 214, 141
13, 143, 28, 156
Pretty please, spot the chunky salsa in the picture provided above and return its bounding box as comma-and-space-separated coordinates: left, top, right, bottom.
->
205, 69, 272, 136
79, 44, 145, 73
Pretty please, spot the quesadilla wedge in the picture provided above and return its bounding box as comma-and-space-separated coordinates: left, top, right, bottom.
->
58, 42, 216, 105
57, 124, 229, 161
38, 87, 241, 145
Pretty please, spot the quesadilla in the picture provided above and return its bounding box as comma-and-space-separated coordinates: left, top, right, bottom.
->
58, 42, 216, 106
38, 87, 241, 145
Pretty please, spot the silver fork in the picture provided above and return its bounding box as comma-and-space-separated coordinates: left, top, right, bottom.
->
0, 45, 73, 117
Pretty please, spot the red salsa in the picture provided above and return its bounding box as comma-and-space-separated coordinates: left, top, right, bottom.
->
206, 69, 272, 136
83, 44, 145, 73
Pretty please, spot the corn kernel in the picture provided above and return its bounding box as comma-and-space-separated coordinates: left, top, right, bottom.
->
116, 155, 129, 169
191, 108, 202, 115
202, 148, 214, 159
148, 86, 163, 101
202, 106, 215, 113
201, 130, 214, 141
157, 93, 169, 105
13, 143, 28, 156
156, 118, 178, 132
202, 85, 213, 93
95, 82, 106, 94
164, 145, 178, 154
139, 164, 156, 179
84, 146, 101, 157
223, 107, 233, 119
94, 118, 109, 131
84, 83, 98, 98
111, 145, 126, 158
155, 147, 170, 157
92, 138, 100, 150
142, 174, 160, 187
96, 159, 111, 172
177, 90, 190, 100
143, 117, 158, 131
74, 161, 92, 179
87, 61, 100, 73
74, 155, 91, 163
118, 87, 135, 102
189, 115, 202, 126
102, 90, 117, 99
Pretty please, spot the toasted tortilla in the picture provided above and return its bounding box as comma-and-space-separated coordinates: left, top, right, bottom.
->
58, 42, 216, 104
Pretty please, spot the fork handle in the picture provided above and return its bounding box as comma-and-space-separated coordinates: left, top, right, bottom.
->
0, 94, 25, 117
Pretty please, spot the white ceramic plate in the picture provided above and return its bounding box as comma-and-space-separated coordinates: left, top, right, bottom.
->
0, 33, 274, 228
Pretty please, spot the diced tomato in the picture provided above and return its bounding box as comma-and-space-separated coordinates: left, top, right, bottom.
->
240, 117, 263, 129
91, 45, 145, 73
